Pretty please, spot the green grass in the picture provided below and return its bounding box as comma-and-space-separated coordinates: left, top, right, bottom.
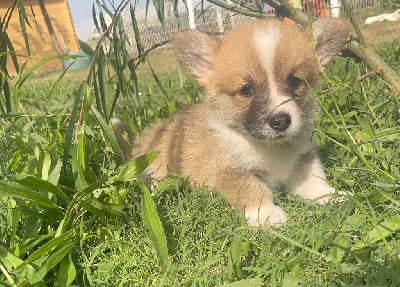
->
1, 36, 400, 287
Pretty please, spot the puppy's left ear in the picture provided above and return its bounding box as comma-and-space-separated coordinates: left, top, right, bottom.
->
172, 30, 218, 87
312, 18, 351, 66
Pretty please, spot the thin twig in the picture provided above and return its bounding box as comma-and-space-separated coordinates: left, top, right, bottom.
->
341, 0, 366, 46
206, 0, 271, 18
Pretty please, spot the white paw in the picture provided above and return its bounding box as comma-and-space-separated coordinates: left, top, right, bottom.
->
313, 184, 335, 204
294, 176, 336, 204
245, 204, 288, 227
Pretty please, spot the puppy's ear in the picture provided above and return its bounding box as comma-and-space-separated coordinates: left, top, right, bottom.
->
311, 18, 351, 66
172, 30, 218, 86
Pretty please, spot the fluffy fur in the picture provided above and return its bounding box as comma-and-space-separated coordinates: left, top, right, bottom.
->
123, 18, 350, 226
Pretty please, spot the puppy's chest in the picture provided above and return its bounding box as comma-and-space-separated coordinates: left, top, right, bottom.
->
213, 123, 302, 183
236, 141, 299, 183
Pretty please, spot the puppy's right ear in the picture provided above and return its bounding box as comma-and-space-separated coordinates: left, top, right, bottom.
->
172, 30, 218, 86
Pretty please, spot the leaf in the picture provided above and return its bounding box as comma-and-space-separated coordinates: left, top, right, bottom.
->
63, 83, 86, 172
353, 215, 400, 249
227, 234, 243, 279
16, 174, 69, 202
130, 4, 144, 58
0, 245, 23, 269
282, 265, 301, 287
0, 245, 36, 284
141, 184, 169, 272
221, 278, 264, 287
79, 39, 95, 57
96, 47, 107, 117
17, 0, 31, 55
29, 243, 73, 284
147, 60, 168, 98
0, 181, 63, 217
16, 230, 74, 269
47, 159, 62, 186
91, 106, 122, 162
15, 56, 59, 88
57, 255, 76, 287
19, 234, 54, 256
152, 0, 166, 27
59, 180, 106, 234
115, 151, 160, 182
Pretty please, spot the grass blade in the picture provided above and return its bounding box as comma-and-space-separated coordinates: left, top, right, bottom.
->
0, 181, 63, 217
227, 234, 243, 279
57, 255, 76, 287
353, 215, 400, 249
221, 278, 264, 287
0, 245, 23, 269
62, 82, 86, 178
17, 0, 31, 55
141, 184, 169, 272
15, 56, 59, 88
16, 230, 74, 269
29, 242, 73, 284
16, 174, 70, 202
115, 151, 160, 182
130, 3, 144, 58
91, 105, 122, 162
79, 39, 95, 57
152, 0, 166, 27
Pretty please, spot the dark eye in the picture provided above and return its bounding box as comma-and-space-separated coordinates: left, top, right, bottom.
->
239, 84, 254, 97
288, 75, 303, 89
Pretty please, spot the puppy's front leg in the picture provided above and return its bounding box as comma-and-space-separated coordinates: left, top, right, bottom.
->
291, 152, 335, 204
216, 169, 288, 226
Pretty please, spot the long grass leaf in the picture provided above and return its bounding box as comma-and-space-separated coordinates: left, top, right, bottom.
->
79, 39, 95, 57
152, 0, 166, 26
17, 0, 31, 55
57, 255, 76, 287
115, 151, 160, 182
16, 230, 74, 269
29, 242, 73, 284
47, 159, 62, 186
91, 105, 122, 162
16, 56, 59, 88
228, 234, 243, 279
147, 60, 168, 97
16, 174, 69, 202
0, 245, 23, 269
19, 234, 54, 256
7, 34, 19, 75
62, 83, 85, 177
97, 48, 107, 117
130, 4, 144, 58
60, 180, 106, 233
221, 278, 264, 287
0, 181, 63, 217
353, 215, 400, 249
141, 184, 169, 272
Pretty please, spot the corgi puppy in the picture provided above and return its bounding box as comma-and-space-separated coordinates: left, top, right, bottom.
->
122, 18, 350, 226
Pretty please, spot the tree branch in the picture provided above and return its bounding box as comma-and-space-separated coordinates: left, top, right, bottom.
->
206, 0, 272, 19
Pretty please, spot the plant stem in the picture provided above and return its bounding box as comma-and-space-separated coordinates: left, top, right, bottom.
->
206, 0, 271, 18
341, 0, 366, 46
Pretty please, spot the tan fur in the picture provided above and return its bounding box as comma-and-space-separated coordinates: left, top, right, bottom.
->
128, 18, 350, 226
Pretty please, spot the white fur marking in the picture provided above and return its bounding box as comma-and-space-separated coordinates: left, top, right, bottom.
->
253, 26, 302, 137
254, 26, 280, 97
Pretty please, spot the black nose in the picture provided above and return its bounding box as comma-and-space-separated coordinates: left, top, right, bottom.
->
268, 112, 291, 131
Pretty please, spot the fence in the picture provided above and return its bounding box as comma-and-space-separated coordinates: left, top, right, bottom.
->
119, 0, 381, 53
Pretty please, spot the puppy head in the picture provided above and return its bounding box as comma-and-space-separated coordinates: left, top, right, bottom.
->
173, 18, 350, 143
